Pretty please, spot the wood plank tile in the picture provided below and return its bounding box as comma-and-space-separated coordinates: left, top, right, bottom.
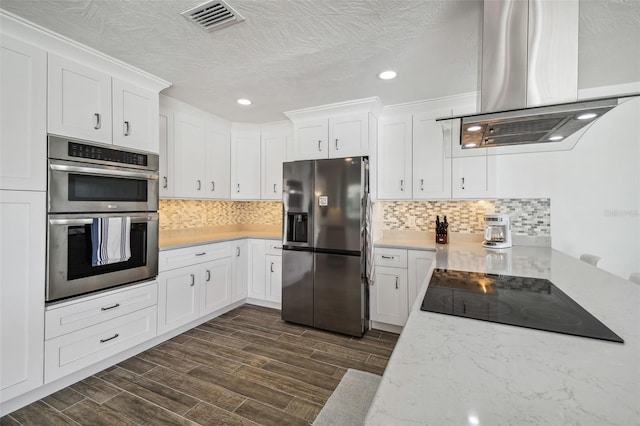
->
186, 337, 270, 368
0, 415, 21, 426
227, 314, 307, 336
231, 331, 314, 356
144, 366, 245, 412
299, 329, 395, 358
214, 318, 284, 339
168, 333, 192, 344
364, 329, 382, 338
101, 367, 199, 416
103, 392, 197, 426
136, 348, 200, 374
310, 351, 385, 376
234, 399, 308, 426
63, 398, 138, 426
70, 376, 121, 404
378, 330, 400, 343
285, 397, 323, 422
366, 354, 390, 369
279, 333, 371, 362
8, 401, 77, 426
188, 365, 293, 410
184, 402, 256, 426
356, 334, 398, 351
261, 360, 340, 391
117, 356, 157, 375
197, 321, 238, 336
234, 364, 332, 405
185, 328, 249, 349
42, 387, 85, 411
242, 344, 337, 376
155, 341, 242, 374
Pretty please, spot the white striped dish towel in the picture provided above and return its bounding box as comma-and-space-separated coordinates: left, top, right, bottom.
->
364, 192, 374, 286
91, 217, 131, 266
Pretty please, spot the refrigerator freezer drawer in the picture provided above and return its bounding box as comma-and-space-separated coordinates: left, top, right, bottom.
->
281, 249, 314, 327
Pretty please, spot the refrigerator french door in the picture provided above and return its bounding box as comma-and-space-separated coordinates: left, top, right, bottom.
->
282, 157, 367, 337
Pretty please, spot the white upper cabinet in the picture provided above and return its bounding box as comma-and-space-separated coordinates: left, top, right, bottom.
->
174, 111, 207, 198
451, 155, 496, 199
328, 112, 369, 157
48, 54, 113, 144
261, 124, 290, 200
158, 107, 174, 197
377, 115, 413, 200
293, 119, 328, 160
0, 35, 47, 191
206, 122, 231, 199
413, 113, 451, 199
231, 128, 261, 199
112, 78, 159, 153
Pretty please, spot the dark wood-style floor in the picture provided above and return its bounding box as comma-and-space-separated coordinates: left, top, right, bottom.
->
1, 305, 398, 426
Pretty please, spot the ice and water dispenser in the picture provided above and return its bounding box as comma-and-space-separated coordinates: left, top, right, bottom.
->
286, 212, 308, 243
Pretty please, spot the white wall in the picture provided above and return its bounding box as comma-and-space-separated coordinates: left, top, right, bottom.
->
495, 97, 640, 279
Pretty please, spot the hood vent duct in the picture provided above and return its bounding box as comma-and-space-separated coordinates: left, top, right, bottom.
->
181, 0, 245, 33
438, 0, 635, 149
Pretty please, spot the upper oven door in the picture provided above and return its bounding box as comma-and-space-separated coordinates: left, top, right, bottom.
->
48, 159, 159, 213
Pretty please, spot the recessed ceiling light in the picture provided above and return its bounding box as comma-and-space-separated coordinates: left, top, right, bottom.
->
549, 135, 564, 141
237, 98, 252, 106
467, 125, 482, 132
378, 70, 397, 80
577, 112, 597, 120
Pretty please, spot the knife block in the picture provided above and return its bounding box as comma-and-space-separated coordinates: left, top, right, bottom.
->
436, 232, 448, 244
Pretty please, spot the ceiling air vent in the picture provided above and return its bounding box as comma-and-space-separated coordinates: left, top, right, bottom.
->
181, 0, 245, 32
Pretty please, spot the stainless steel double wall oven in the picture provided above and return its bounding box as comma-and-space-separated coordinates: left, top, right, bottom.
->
46, 135, 159, 302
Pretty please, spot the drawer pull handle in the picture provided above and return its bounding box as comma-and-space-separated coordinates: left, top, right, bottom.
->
236, 247, 240, 256
100, 333, 119, 343
190, 274, 195, 286
395, 276, 399, 289
163, 176, 168, 189
124, 121, 130, 136
274, 246, 282, 249
273, 183, 277, 193
462, 177, 465, 190
400, 179, 404, 192
206, 270, 211, 282
197, 180, 201, 190
318, 140, 322, 151
420, 178, 424, 191
271, 262, 274, 273
335, 138, 339, 150
101, 303, 120, 311
195, 252, 206, 256
381, 255, 394, 260
211, 181, 215, 191
94, 113, 101, 130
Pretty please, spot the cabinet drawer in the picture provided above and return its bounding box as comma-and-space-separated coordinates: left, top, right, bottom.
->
45, 281, 157, 339
159, 242, 230, 272
265, 241, 283, 256
44, 306, 157, 383
374, 248, 407, 268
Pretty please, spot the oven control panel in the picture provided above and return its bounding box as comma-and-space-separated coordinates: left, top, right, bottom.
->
68, 142, 148, 166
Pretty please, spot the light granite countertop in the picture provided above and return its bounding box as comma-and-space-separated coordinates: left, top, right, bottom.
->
159, 225, 281, 250
365, 243, 640, 426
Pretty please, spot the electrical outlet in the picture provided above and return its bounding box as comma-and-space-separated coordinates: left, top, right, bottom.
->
407, 216, 416, 228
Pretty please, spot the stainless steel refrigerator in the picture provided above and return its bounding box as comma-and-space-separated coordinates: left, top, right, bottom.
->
281, 157, 368, 337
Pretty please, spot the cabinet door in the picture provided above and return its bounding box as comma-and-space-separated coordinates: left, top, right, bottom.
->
48, 54, 112, 143
231, 131, 261, 199
157, 266, 200, 334
231, 241, 248, 302
158, 108, 174, 197
451, 155, 496, 199
413, 114, 451, 199
0, 35, 47, 191
265, 255, 282, 303
328, 112, 368, 158
174, 112, 206, 198
261, 132, 287, 200
205, 123, 231, 199
293, 119, 328, 160
407, 250, 435, 309
0, 191, 45, 401
201, 258, 232, 315
112, 79, 159, 153
248, 240, 266, 299
377, 115, 412, 199
371, 266, 408, 326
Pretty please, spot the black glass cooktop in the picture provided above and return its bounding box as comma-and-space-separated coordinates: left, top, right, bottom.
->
421, 269, 623, 343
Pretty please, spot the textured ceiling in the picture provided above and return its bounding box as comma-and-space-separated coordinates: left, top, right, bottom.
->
1, 0, 638, 123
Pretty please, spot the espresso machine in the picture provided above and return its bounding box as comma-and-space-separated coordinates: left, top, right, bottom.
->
482, 214, 512, 249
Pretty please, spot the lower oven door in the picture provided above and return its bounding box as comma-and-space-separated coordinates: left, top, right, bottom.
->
47, 212, 159, 302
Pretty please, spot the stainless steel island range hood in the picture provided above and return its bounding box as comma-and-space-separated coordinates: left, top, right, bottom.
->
439, 0, 635, 149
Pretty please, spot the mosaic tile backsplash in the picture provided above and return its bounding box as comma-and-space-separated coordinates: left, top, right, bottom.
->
380, 199, 551, 236
160, 200, 282, 231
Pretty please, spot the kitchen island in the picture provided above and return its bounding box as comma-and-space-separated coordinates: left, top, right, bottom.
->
365, 243, 640, 425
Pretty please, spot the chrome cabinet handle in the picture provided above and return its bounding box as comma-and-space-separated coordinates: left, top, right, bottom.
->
271, 262, 274, 273
101, 303, 120, 311
420, 178, 424, 191
195, 252, 206, 256
400, 180, 404, 191
190, 273, 195, 286
273, 183, 277, 193
318, 140, 322, 151
335, 138, 339, 150
381, 255, 394, 260
206, 270, 211, 282
462, 177, 465, 190
211, 181, 215, 191
197, 180, 201, 190
94, 113, 101, 130
274, 246, 282, 249
124, 121, 130, 136
237, 183, 240, 193
395, 276, 399, 289
100, 333, 119, 343
236, 247, 240, 256
163, 176, 168, 189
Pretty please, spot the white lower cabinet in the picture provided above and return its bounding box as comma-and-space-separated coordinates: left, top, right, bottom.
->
248, 239, 282, 307
265, 254, 282, 303
248, 239, 267, 300
43, 281, 158, 383
371, 266, 408, 327
201, 258, 232, 315
407, 250, 435, 308
158, 266, 201, 334
231, 240, 248, 303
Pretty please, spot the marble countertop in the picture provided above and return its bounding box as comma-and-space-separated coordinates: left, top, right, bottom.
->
365, 243, 640, 425
160, 225, 281, 250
